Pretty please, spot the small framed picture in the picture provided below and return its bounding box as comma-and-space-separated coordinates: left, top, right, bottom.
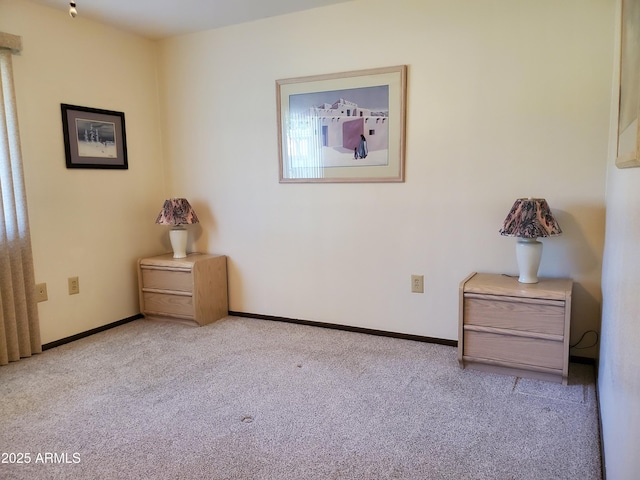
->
61, 104, 128, 169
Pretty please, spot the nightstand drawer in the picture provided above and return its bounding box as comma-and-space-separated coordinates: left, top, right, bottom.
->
143, 292, 193, 318
464, 330, 563, 369
464, 295, 564, 335
141, 268, 193, 292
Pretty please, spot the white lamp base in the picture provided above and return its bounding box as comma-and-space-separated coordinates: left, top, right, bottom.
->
516, 238, 542, 284
169, 228, 188, 259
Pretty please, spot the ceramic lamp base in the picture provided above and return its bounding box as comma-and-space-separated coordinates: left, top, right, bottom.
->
169, 228, 188, 259
516, 238, 542, 284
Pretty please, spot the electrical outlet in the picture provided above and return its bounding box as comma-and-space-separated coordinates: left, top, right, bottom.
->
68, 276, 80, 295
411, 275, 424, 294
35, 283, 48, 302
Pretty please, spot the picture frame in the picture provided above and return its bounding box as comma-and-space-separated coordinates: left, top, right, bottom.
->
276, 65, 407, 183
616, 0, 640, 169
61, 104, 128, 169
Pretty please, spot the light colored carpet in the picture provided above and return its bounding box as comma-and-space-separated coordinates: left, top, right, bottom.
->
0, 316, 601, 479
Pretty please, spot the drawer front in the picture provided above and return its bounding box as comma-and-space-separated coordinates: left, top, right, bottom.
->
143, 292, 193, 318
464, 330, 563, 369
142, 268, 192, 293
464, 297, 564, 335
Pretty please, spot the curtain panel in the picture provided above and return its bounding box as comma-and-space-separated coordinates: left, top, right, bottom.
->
0, 33, 41, 365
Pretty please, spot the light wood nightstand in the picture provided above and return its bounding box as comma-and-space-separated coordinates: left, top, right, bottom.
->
458, 272, 572, 384
138, 253, 228, 326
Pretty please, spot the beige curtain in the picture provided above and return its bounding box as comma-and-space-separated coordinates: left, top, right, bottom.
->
0, 33, 41, 365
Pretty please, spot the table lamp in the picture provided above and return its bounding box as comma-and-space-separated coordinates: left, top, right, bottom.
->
499, 198, 562, 284
155, 198, 199, 258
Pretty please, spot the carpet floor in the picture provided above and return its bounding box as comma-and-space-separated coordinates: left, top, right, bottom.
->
0, 316, 601, 479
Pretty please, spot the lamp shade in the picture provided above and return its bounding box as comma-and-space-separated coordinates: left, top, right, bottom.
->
499, 198, 561, 238
155, 198, 199, 259
155, 198, 199, 226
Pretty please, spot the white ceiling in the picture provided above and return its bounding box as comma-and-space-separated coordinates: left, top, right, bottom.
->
28, 0, 354, 39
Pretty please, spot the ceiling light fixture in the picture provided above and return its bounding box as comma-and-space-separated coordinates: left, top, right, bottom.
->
69, 1, 77, 18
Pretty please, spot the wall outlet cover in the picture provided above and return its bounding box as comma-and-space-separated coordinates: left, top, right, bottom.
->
411, 275, 424, 294
68, 276, 80, 295
35, 283, 48, 302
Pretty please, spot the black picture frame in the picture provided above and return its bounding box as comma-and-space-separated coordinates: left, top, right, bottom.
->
61, 104, 128, 169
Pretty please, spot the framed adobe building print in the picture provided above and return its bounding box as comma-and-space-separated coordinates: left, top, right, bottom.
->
277, 65, 406, 183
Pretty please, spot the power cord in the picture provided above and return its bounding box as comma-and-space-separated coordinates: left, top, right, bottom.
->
570, 330, 599, 349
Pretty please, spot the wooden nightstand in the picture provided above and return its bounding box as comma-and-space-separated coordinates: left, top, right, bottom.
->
458, 272, 572, 384
138, 253, 228, 326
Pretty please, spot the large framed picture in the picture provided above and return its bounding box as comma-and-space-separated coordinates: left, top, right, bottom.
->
276, 65, 407, 183
61, 104, 128, 169
617, 0, 640, 168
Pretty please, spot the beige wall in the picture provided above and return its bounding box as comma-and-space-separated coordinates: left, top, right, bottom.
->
158, 0, 613, 356
599, 0, 640, 477
0, 0, 166, 343
1, 0, 614, 356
